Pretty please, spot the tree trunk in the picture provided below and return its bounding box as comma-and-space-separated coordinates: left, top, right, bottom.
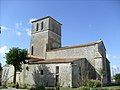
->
13, 66, 16, 84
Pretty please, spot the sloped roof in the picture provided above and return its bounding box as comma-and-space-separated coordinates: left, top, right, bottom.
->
28, 56, 85, 64
48, 41, 102, 52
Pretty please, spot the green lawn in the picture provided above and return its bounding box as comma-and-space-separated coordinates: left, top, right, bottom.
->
101, 86, 120, 89
59, 86, 120, 90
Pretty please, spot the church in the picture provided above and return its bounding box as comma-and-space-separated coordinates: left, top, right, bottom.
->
2, 16, 111, 87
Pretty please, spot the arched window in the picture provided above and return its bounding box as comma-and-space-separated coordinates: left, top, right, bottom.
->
41, 21, 44, 30
31, 46, 33, 55
36, 23, 39, 31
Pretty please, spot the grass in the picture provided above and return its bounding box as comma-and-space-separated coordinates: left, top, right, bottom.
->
100, 86, 120, 89
59, 86, 120, 90
60, 87, 78, 90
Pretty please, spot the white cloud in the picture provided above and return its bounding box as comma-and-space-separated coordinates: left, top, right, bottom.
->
25, 28, 31, 36
16, 32, 21, 36
15, 22, 22, 29
0, 46, 9, 55
0, 46, 9, 66
0, 25, 8, 32
106, 53, 120, 60
112, 56, 120, 60
29, 18, 37, 24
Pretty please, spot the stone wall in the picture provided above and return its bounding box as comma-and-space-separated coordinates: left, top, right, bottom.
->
32, 18, 49, 33
21, 63, 72, 87
106, 59, 111, 82
49, 17, 61, 36
30, 30, 48, 58
48, 30, 61, 50
2, 65, 14, 84
47, 45, 96, 66
72, 58, 96, 87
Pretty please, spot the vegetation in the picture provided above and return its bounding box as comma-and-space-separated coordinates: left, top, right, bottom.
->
6, 82, 16, 87
5, 47, 28, 84
30, 85, 45, 90
114, 73, 120, 84
78, 87, 90, 90
29, 85, 55, 90
87, 80, 101, 87
0, 63, 2, 86
60, 86, 120, 90
99, 68, 105, 87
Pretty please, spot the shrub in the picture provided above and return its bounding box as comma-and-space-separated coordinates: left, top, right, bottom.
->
114, 73, 120, 84
29, 85, 45, 90
29, 87, 36, 90
56, 86, 60, 90
87, 80, 101, 87
7, 82, 16, 87
2, 82, 7, 87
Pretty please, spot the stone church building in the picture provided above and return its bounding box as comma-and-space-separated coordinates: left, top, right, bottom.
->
2, 16, 111, 87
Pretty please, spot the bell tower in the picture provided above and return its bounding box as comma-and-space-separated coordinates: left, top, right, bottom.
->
30, 16, 62, 59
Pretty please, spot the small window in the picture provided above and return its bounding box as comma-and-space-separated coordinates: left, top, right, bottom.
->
41, 70, 43, 75
56, 66, 59, 74
31, 46, 33, 55
79, 67, 81, 76
41, 22, 44, 30
36, 23, 39, 31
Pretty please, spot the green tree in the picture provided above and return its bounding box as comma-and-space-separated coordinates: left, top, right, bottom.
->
5, 47, 28, 84
114, 73, 120, 84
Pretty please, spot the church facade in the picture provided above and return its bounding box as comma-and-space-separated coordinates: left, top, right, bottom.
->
2, 16, 111, 87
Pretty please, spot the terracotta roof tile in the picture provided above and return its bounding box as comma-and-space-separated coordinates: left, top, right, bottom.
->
28, 58, 85, 64
47, 42, 99, 52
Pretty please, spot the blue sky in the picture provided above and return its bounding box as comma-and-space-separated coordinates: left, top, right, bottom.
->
0, 0, 120, 75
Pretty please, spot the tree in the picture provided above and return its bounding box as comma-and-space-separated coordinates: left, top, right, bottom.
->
5, 47, 28, 84
114, 73, 120, 84
99, 68, 105, 87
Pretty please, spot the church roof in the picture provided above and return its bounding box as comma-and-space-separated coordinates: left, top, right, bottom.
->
28, 57, 85, 64
48, 40, 103, 52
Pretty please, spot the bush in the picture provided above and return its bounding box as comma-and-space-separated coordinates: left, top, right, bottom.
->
6, 82, 16, 87
114, 73, 120, 84
87, 80, 101, 87
29, 85, 45, 90
2, 82, 7, 87
56, 86, 60, 90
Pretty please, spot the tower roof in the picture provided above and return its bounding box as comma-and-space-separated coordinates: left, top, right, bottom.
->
32, 16, 62, 25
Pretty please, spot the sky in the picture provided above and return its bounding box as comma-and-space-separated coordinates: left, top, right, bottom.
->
0, 0, 120, 76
